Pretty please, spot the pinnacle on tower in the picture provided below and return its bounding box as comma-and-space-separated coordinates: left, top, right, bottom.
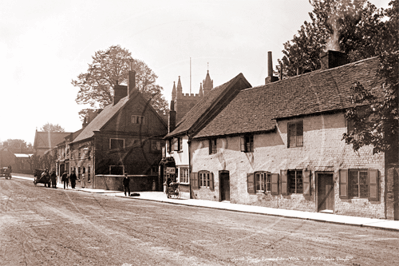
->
202, 70, 213, 96
199, 83, 203, 97
171, 81, 176, 101
177, 76, 183, 96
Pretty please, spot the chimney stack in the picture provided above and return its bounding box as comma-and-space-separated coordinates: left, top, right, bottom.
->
113, 84, 127, 105
320, 50, 348, 70
265, 51, 279, 84
168, 100, 176, 133
128, 70, 136, 96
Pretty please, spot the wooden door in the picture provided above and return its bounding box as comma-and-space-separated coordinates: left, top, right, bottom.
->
318, 173, 334, 212
220, 172, 230, 201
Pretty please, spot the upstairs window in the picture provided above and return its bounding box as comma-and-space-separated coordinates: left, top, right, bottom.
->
110, 138, 125, 150
131, 115, 145, 124
240, 135, 254, 152
209, 139, 217, 154
288, 121, 303, 148
174, 137, 182, 152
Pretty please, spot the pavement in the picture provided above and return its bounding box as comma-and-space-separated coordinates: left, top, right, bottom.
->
12, 174, 399, 232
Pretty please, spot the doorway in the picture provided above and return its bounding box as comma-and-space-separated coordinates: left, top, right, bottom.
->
317, 173, 334, 213
219, 171, 230, 201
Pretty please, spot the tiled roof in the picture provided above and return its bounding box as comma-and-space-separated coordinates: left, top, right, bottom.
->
166, 73, 251, 138
195, 57, 381, 138
33, 131, 72, 149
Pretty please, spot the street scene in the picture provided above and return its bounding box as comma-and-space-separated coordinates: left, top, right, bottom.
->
2, 176, 399, 266
1, 0, 398, 265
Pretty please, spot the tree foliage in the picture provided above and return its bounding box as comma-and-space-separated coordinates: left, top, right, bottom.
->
277, 0, 384, 77
40, 123, 65, 132
72, 45, 168, 121
342, 0, 398, 156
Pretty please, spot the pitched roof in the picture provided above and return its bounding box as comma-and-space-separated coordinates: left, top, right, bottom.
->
166, 73, 251, 138
195, 57, 381, 139
72, 91, 166, 143
33, 131, 72, 150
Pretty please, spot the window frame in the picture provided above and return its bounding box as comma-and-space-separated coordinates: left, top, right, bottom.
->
254, 171, 271, 193
209, 138, 217, 154
199, 171, 210, 188
349, 169, 369, 199
179, 167, 189, 184
287, 121, 303, 148
109, 138, 125, 150
131, 115, 145, 124
241, 134, 254, 153
288, 169, 303, 194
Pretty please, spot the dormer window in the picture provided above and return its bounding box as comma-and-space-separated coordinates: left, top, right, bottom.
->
288, 121, 303, 148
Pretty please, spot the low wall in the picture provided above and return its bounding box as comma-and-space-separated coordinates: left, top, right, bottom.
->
94, 175, 158, 192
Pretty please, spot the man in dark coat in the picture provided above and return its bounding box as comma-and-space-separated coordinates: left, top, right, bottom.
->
123, 173, 130, 196
50, 170, 57, 188
69, 170, 77, 189
61, 171, 68, 189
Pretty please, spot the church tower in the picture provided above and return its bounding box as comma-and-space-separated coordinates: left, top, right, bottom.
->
202, 70, 213, 96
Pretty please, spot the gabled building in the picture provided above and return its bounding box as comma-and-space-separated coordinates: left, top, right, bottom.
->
188, 52, 397, 219
33, 131, 72, 157
69, 70, 168, 191
162, 73, 251, 199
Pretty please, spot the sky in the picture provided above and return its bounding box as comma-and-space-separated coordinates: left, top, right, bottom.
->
0, 0, 391, 145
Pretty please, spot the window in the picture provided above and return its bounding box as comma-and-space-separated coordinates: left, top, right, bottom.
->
110, 138, 125, 149
255, 172, 271, 193
349, 170, 368, 198
131, 115, 145, 124
288, 170, 303, 193
87, 166, 91, 182
174, 137, 182, 151
167, 139, 172, 153
288, 121, 303, 148
209, 139, 217, 154
179, 167, 189, 183
151, 140, 162, 153
110, 165, 124, 175
199, 171, 210, 187
240, 135, 254, 152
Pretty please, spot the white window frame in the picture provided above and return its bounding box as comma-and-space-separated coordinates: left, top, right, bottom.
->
199, 171, 210, 187
179, 167, 189, 184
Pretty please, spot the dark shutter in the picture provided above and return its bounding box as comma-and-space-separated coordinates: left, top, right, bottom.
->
209, 172, 214, 191
303, 170, 311, 196
247, 173, 255, 194
208, 139, 212, 155
271, 173, 279, 195
240, 136, 246, 152
281, 170, 288, 195
368, 169, 379, 201
339, 169, 349, 199
190, 172, 198, 190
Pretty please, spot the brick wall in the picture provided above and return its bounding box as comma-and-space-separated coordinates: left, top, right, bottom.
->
190, 112, 386, 218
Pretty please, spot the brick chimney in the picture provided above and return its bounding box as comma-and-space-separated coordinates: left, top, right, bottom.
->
168, 100, 176, 133
113, 82, 127, 105
320, 50, 348, 70
128, 70, 136, 96
265, 51, 279, 84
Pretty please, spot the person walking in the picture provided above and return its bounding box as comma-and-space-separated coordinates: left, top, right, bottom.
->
69, 170, 77, 189
61, 171, 68, 189
123, 173, 130, 196
50, 170, 57, 188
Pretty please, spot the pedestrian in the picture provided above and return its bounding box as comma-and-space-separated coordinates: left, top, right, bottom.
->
123, 173, 130, 196
61, 171, 68, 189
50, 170, 57, 188
70, 170, 77, 189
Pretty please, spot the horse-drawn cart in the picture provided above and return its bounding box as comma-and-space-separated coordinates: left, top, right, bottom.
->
0, 167, 12, 179
33, 169, 51, 187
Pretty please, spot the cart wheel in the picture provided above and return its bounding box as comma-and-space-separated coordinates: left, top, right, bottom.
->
34, 181, 37, 186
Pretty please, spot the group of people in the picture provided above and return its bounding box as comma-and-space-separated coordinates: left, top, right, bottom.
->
61, 170, 77, 189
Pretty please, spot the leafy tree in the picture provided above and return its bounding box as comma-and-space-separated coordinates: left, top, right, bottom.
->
277, 0, 384, 77
342, 0, 398, 158
72, 45, 168, 121
40, 123, 65, 132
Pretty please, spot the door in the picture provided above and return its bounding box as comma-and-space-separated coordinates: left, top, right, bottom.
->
220, 172, 230, 201
318, 173, 334, 212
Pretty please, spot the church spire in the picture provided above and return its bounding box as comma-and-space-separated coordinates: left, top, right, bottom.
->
177, 76, 183, 97
202, 68, 213, 96
171, 81, 176, 101
199, 83, 203, 97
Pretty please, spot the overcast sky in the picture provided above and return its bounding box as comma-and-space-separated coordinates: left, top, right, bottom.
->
0, 0, 391, 145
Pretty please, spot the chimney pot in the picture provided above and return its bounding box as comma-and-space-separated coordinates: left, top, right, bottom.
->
265, 51, 279, 84
320, 50, 348, 70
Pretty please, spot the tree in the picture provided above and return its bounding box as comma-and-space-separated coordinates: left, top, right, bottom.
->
277, 0, 384, 77
40, 123, 65, 132
72, 45, 168, 121
342, 0, 398, 158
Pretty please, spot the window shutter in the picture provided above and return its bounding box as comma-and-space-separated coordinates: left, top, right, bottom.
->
190, 172, 198, 190
209, 172, 214, 191
271, 173, 279, 195
280, 170, 288, 195
302, 170, 311, 196
208, 139, 212, 155
339, 169, 349, 199
368, 169, 379, 201
240, 136, 246, 152
247, 173, 255, 194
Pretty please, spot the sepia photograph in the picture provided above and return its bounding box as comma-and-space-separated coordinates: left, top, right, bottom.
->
0, 0, 398, 265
